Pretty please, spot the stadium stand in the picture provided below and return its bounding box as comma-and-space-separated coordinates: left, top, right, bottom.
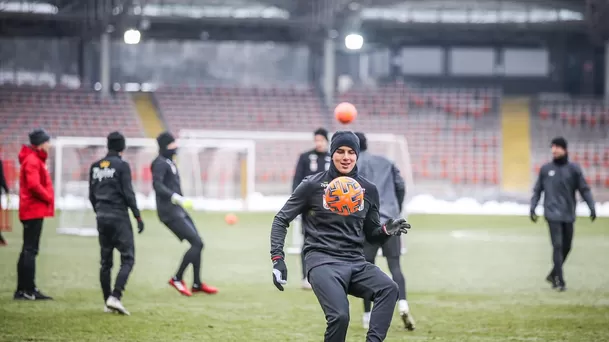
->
532, 96, 609, 195
0, 86, 146, 187
4, 83, 606, 200
156, 85, 328, 132
332, 81, 502, 197
155, 84, 329, 195
152, 82, 503, 197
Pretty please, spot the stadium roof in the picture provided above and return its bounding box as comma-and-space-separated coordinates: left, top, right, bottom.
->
0, 0, 588, 44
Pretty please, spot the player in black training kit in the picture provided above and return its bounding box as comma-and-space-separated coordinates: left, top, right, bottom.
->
292, 127, 330, 289
151, 132, 218, 296
355, 132, 415, 331
89, 132, 145, 315
270, 131, 411, 342
530, 137, 596, 291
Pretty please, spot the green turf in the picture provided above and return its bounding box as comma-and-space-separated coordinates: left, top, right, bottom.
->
1, 212, 608, 342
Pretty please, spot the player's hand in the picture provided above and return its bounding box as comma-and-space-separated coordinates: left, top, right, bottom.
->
382, 218, 411, 236
136, 217, 145, 234
271, 257, 288, 291
530, 209, 538, 223
590, 209, 596, 222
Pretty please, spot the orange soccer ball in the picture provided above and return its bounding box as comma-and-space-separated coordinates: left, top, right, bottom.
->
334, 102, 357, 124
323, 176, 365, 216
225, 213, 238, 225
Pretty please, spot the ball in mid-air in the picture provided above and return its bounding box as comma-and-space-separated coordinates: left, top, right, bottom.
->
334, 102, 357, 124
324, 176, 365, 216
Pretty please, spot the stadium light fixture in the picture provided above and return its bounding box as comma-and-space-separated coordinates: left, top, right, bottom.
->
345, 33, 363, 50
124, 29, 141, 45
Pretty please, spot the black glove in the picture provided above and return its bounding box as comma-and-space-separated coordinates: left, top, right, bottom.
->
382, 218, 411, 236
590, 209, 596, 222
271, 257, 288, 291
136, 217, 145, 234
530, 209, 538, 223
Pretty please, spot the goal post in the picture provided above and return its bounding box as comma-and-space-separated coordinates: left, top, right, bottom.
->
53, 136, 255, 236
179, 129, 413, 255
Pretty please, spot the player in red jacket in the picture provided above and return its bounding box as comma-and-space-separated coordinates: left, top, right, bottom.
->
14, 129, 54, 301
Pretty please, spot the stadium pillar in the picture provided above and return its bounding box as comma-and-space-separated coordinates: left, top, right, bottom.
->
100, 32, 111, 97
323, 36, 336, 107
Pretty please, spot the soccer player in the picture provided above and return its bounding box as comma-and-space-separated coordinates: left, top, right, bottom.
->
292, 127, 330, 289
151, 132, 218, 296
89, 132, 145, 315
270, 131, 411, 342
14, 129, 54, 300
530, 137, 596, 292
355, 132, 415, 331
0, 158, 9, 246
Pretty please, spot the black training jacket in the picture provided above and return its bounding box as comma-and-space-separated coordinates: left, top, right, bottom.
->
530, 159, 595, 223
271, 165, 390, 273
151, 155, 187, 222
89, 152, 140, 220
292, 149, 331, 191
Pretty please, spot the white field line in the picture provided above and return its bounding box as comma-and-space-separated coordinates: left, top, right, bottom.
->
450, 229, 609, 246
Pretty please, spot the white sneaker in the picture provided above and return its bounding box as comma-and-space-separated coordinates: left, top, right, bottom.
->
104, 305, 116, 313
398, 300, 415, 331
301, 278, 312, 290
362, 312, 371, 329
105, 296, 130, 316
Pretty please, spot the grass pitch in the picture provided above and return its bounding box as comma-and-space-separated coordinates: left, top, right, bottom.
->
0, 212, 608, 342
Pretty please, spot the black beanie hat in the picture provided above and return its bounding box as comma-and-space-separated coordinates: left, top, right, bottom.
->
314, 127, 329, 141
107, 131, 126, 152
157, 131, 175, 150
354, 132, 367, 152
29, 128, 51, 146
551, 136, 568, 150
330, 131, 360, 157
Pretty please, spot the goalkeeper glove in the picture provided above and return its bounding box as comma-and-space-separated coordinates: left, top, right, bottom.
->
271, 256, 288, 291
530, 209, 538, 223
382, 218, 411, 236
136, 217, 145, 234
171, 194, 193, 209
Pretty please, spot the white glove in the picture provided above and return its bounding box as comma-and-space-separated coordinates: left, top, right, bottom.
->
171, 194, 193, 209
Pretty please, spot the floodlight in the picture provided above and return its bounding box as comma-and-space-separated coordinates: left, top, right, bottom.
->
124, 29, 141, 45
345, 33, 363, 50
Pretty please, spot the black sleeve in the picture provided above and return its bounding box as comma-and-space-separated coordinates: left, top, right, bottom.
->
271, 179, 312, 259
392, 163, 406, 211
88, 163, 97, 212
574, 164, 595, 212
152, 161, 175, 199
530, 167, 544, 212
0, 160, 8, 193
363, 185, 391, 245
292, 154, 306, 192
120, 162, 141, 218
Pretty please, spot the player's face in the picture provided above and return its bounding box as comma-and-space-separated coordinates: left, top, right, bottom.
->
167, 141, 178, 150
314, 135, 327, 153
40, 141, 51, 153
332, 146, 357, 174
551, 145, 566, 159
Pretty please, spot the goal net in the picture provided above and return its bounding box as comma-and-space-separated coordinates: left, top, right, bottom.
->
179, 130, 413, 255
53, 136, 254, 236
